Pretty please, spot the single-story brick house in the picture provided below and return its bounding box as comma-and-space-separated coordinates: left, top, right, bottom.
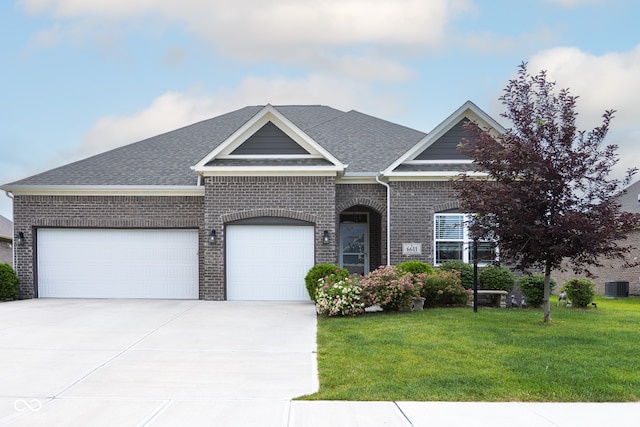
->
0, 215, 13, 267
3, 101, 505, 300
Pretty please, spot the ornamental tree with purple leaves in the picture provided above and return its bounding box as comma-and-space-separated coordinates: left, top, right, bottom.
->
453, 63, 639, 323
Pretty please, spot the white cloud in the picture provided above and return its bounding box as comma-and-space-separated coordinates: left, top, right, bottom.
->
528, 45, 640, 180
21, 0, 471, 48
528, 45, 640, 126
73, 74, 406, 158
20, 0, 472, 80
75, 91, 219, 157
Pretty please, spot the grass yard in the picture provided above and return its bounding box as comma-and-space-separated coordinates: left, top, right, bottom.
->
303, 296, 640, 402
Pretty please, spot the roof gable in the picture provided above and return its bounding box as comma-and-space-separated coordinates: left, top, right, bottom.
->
193, 105, 345, 175
229, 122, 310, 155
414, 118, 471, 161
382, 101, 505, 179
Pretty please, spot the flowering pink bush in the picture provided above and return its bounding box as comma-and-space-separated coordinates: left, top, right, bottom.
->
316, 275, 365, 316
360, 265, 417, 311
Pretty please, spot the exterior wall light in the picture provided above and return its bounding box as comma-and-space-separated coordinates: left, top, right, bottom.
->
322, 230, 330, 245
208, 230, 216, 244
15, 231, 25, 245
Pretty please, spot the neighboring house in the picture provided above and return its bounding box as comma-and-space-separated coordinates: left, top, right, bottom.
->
553, 180, 640, 296
2, 101, 505, 300
0, 215, 13, 267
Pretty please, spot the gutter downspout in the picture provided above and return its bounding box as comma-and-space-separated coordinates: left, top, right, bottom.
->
375, 174, 391, 266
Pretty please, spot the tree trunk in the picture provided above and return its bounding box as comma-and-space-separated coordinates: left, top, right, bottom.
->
543, 263, 552, 323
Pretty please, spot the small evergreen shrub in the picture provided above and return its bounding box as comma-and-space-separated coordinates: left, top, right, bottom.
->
479, 265, 515, 293
360, 265, 417, 311
439, 260, 474, 289
562, 278, 596, 308
0, 263, 20, 300
315, 275, 365, 316
304, 264, 349, 301
396, 260, 434, 276
417, 269, 468, 308
517, 274, 556, 308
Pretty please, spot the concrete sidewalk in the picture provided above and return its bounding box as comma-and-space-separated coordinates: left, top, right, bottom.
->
289, 401, 640, 426
3, 398, 638, 426
1, 299, 637, 426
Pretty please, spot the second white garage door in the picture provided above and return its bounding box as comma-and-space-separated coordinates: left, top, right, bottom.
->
226, 225, 314, 300
37, 228, 199, 299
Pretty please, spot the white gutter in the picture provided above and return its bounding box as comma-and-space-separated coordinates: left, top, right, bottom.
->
375, 174, 391, 266
2, 185, 205, 196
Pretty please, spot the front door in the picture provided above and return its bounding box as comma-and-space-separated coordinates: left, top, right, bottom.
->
339, 213, 369, 275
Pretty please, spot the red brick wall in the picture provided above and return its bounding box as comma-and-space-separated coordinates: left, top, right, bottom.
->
204, 176, 337, 300
12, 195, 204, 299
390, 180, 459, 266
552, 230, 640, 296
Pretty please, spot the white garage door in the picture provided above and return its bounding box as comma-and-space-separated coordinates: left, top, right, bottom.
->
37, 228, 199, 299
226, 225, 314, 300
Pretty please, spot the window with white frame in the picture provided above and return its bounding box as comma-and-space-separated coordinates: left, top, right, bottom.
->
434, 213, 495, 265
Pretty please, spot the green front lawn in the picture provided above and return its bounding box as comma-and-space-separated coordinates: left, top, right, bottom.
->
303, 296, 640, 401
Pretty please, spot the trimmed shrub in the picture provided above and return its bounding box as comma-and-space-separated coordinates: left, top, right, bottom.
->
479, 265, 515, 293
562, 278, 596, 308
0, 263, 20, 300
439, 260, 474, 289
396, 261, 434, 276
417, 269, 469, 308
517, 274, 557, 308
315, 275, 365, 316
360, 265, 417, 311
304, 264, 349, 301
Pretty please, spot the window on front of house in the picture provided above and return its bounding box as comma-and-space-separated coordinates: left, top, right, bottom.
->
434, 213, 495, 265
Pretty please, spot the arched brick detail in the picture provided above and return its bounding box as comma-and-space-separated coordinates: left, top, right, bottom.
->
433, 201, 460, 213
220, 209, 317, 224
336, 198, 385, 215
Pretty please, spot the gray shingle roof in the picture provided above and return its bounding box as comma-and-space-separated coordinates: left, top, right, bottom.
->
2, 105, 427, 187
303, 110, 426, 174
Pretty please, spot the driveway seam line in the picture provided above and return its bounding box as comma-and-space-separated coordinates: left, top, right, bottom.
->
53, 300, 204, 398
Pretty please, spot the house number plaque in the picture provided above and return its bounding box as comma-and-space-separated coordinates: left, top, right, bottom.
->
402, 243, 422, 255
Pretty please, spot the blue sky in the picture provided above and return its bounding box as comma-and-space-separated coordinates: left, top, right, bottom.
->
2, 0, 639, 221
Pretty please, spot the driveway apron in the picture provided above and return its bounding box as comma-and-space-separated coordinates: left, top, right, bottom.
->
0, 299, 318, 426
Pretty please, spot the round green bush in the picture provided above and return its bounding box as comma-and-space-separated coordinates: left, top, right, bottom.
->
304, 264, 349, 301
562, 278, 596, 308
479, 265, 515, 293
396, 261, 434, 276
517, 274, 556, 308
416, 269, 468, 308
0, 263, 20, 300
439, 260, 474, 289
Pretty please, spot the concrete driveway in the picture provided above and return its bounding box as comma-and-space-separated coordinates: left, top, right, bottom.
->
0, 299, 318, 426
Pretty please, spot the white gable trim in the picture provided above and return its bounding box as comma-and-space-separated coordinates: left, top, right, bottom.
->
193, 105, 344, 173
382, 101, 505, 177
